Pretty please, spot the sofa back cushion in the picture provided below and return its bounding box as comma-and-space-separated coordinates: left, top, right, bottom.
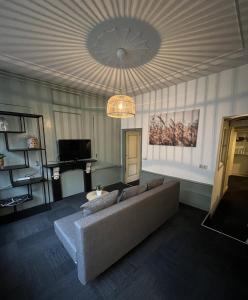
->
118, 184, 147, 202
81, 190, 119, 217
147, 178, 164, 190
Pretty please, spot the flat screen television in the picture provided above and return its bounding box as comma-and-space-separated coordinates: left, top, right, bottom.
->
58, 139, 91, 161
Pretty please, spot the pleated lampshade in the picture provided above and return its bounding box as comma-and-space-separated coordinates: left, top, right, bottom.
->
107, 94, 135, 118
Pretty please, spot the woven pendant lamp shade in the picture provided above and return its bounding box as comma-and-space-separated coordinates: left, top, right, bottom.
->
107, 94, 135, 118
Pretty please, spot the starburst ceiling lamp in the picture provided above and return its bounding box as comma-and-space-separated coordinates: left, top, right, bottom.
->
107, 48, 135, 118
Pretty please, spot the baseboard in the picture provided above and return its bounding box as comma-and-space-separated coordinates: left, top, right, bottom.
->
180, 194, 209, 211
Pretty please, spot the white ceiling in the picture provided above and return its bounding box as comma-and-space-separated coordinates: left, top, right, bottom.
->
0, 0, 247, 96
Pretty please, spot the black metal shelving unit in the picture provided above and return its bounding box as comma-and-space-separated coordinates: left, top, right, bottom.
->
0, 111, 50, 219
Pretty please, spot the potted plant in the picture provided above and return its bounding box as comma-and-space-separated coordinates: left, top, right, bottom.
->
0, 153, 5, 169
96, 184, 103, 196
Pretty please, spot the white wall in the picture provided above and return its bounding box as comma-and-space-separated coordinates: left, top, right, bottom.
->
122, 64, 248, 185
0, 74, 121, 214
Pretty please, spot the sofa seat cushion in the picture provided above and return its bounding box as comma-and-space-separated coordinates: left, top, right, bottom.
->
54, 211, 82, 263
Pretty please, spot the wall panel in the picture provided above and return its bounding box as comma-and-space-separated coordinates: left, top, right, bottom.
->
54, 111, 82, 140
122, 64, 248, 210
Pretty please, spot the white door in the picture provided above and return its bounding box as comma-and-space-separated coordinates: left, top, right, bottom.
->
210, 119, 230, 215
125, 130, 141, 183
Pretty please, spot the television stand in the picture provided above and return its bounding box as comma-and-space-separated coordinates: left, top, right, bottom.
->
45, 159, 97, 201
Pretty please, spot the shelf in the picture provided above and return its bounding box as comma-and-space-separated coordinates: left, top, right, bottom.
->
0, 164, 28, 171
0, 194, 32, 207
0, 110, 50, 221
45, 158, 97, 168
8, 148, 45, 152
12, 177, 47, 187
0, 130, 26, 134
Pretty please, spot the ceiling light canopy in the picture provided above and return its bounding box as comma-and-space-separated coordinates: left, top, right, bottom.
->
87, 17, 161, 69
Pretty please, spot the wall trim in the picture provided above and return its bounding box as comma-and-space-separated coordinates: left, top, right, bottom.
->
0, 69, 106, 99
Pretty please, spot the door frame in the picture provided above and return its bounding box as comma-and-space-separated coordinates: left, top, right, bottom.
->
210, 114, 248, 215
222, 128, 237, 193
121, 128, 142, 183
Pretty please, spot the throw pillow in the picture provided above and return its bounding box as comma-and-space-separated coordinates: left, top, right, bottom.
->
117, 184, 147, 202
81, 190, 119, 217
147, 178, 164, 190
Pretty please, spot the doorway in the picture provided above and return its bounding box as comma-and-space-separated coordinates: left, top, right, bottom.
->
203, 115, 248, 244
122, 129, 142, 184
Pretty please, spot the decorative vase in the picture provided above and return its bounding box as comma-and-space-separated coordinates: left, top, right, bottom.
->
0, 158, 4, 169
0, 117, 8, 131
27, 136, 40, 149
96, 190, 102, 197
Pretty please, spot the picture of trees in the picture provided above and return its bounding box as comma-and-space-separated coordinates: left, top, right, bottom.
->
149, 109, 200, 147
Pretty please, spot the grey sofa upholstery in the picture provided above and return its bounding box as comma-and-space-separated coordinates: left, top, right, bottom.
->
54, 180, 180, 284
54, 211, 82, 263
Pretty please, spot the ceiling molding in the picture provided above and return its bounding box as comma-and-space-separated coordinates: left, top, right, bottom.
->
0, 69, 108, 99
0, 0, 247, 97
0, 53, 113, 92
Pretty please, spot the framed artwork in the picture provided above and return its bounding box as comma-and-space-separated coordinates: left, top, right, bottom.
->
149, 109, 200, 147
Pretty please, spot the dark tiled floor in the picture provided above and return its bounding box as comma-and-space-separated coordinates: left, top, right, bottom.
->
0, 191, 248, 300
203, 175, 248, 242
